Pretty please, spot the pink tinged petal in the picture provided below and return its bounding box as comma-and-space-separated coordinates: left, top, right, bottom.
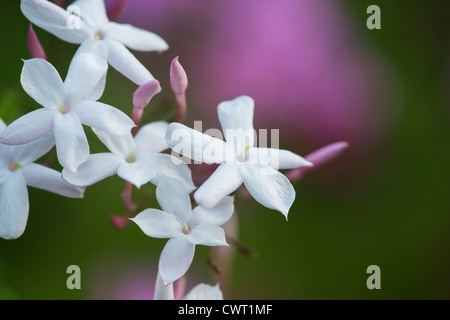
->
53, 112, 89, 173
116, 161, 156, 189
62, 153, 123, 187
217, 95, 255, 153
194, 164, 243, 209
287, 141, 350, 182
187, 224, 228, 247
133, 80, 160, 109
72, 101, 135, 136
109, 215, 129, 229
248, 148, 313, 170
156, 178, 192, 222
159, 237, 195, 285
165, 123, 234, 164
240, 163, 295, 219
64, 53, 108, 105
20, 0, 92, 44
191, 196, 235, 227
104, 22, 169, 52
183, 283, 223, 300
0, 172, 29, 240
0, 108, 55, 145
92, 128, 135, 158
70, 0, 109, 29
27, 24, 46, 60
134, 121, 169, 155
9, 131, 54, 166
139, 153, 196, 193
104, 39, 155, 85
106, 0, 129, 22
130, 208, 184, 239
170, 56, 188, 96
21, 59, 65, 110
22, 163, 84, 198
154, 273, 175, 300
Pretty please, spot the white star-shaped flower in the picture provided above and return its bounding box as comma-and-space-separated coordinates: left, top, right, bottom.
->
131, 179, 234, 285
0, 54, 135, 173
21, 0, 168, 85
62, 121, 195, 191
153, 273, 223, 300
0, 118, 84, 240
165, 95, 313, 219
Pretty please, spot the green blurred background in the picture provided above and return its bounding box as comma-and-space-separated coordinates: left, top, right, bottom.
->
0, 0, 449, 299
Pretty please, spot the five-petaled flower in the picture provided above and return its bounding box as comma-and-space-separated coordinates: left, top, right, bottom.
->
0, 54, 135, 173
21, 0, 169, 85
62, 121, 195, 191
165, 95, 313, 219
0, 118, 85, 240
131, 179, 234, 285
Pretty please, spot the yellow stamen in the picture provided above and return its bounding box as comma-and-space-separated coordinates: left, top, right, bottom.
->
14, 163, 22, 170
183, 223, 189, 234
58, 106, 66, 114
126, 152, 134, 163
94, 34, 100, 41
244, 145, 251, 156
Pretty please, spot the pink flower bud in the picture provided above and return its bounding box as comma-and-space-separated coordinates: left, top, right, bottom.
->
132, 80, 160, 109
287, 141, 349, 182
170, 56, 188, 96
27, 24, 46, 60
110, 215, 130, 229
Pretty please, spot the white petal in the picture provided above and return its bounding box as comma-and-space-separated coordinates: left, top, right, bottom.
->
139, 153, 196, 193
194, 164, 242, 209
0, 108, 55, 145
134, 121, 169, 155
22, 163, 84, 198
217, 96, 255, 153
20, 0, 92, 44
248, 148, 313, 170
154, 273, 174, 300
0, 172, 29, 240
159, 237, 195, 285
183, 283, 223, 300
70, 0, 108, 29
73, 39, 109, 101
130, 209, 184, 239
155, 178, 192, 222
92, 128, 135, 158
191, 196, 234, 227
21, 58, 65, 110
0, 117, 6, 131
117, 161, 156, 189
105, 22, 169, 52
62, 153, 123, 186
73, 101, 135, 136
104, 39, 155, 85
64, 53, 108, 105
240, 163, 295, 219
165, 123, 234, 164
54, 112, 89, 173
9, 131, 54, 165
187, 224, 228, 247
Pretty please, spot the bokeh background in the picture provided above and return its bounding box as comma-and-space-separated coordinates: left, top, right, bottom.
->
0, 0, 449, 299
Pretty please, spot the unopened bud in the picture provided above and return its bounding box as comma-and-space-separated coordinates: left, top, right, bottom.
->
27, 24, 46, 60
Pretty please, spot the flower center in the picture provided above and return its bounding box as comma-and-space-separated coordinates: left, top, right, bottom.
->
126, 152, 135, 163
183, 222, 190, 234
238, 145, 252, 163
94, 31, 104, 41
58, 105, 69, 114
10, 162, 22, 172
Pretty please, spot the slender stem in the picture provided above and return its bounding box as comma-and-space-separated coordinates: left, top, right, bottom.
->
121, 181, 137, 212
174, 276, 187, 300
173, 93, 187, 123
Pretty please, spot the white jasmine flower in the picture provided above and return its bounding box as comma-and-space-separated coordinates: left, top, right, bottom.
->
62, 121, 195, 191
0, 118, 84, 240
0, 55, 135, 173
154, 273, 223, 300
165, 95, 313, 219
130, 179, 234, 285
21, 0, 168, 85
